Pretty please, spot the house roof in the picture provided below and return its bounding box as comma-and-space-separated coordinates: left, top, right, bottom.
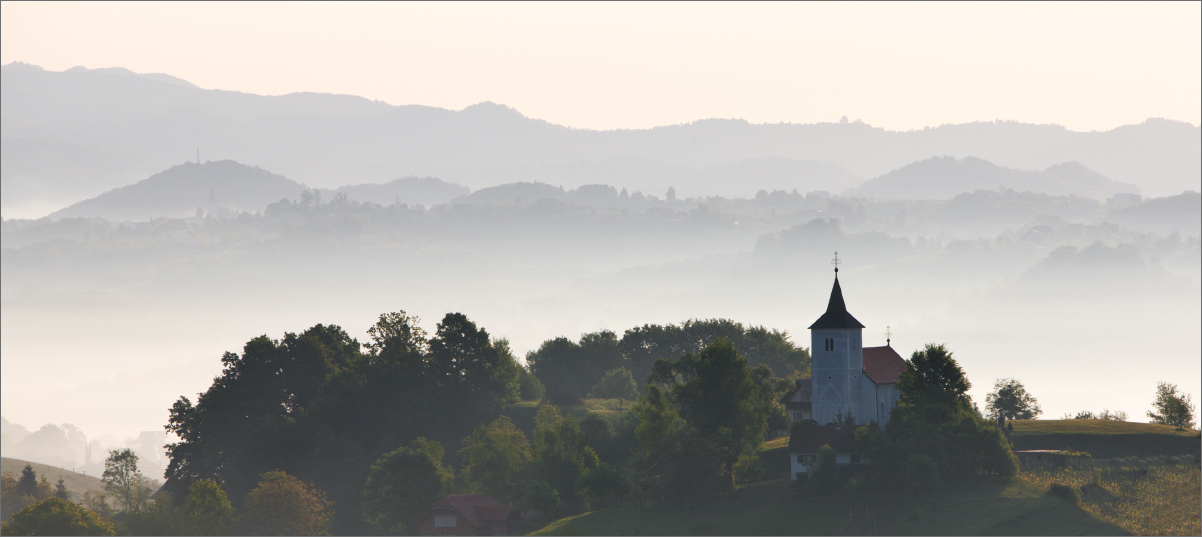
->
430, 494, 519, 528
787, 424, 858, 453
862, 345, 906, 385
778, 378, 813, 404
808, 276, 865, 330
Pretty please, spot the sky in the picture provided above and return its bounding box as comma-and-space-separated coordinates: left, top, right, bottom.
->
2, 1, 1199, 132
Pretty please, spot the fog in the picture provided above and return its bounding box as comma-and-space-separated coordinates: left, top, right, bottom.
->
2, 64, 1200, 477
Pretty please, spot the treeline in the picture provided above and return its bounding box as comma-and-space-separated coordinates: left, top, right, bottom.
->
3, 311, 1028, 536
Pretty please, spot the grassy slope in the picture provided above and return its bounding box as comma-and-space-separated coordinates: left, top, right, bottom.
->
1009, 419, 1201, 459
531, 478, 1125, 536
1, 457, 106, 498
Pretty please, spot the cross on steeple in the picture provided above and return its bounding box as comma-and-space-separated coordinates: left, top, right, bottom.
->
885, 326, 892, 346
831, 251, 842, 273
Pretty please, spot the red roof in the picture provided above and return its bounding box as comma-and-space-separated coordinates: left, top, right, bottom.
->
862, 345, 905, 385
430, 494, 519, 528
787, 424, 858, 453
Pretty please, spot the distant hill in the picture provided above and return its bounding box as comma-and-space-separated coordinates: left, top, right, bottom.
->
48, 160, 305, 221
1104, 191, 1202, 236
851, 156, 1139, 200
3, 62, 1198, 217
326, 176, 469, 207
1, 457, 105, 499
1010, 419, 1201, 459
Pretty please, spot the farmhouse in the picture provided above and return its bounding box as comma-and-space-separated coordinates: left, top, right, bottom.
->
415, 493, 521, 536
787, 424, 864, 480
787, 266, 908, 482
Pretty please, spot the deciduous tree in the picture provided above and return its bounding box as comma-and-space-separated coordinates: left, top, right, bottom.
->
239, 471, 333, 536
102, 449, 142, 512
1, 498, 115, 536
361, 438, 452, 534
1147, 381, 1197, 429
985, 378, 1042, 421
460, 416, 530, 504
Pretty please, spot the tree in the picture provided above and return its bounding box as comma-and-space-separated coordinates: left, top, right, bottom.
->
527, 331, 624, 402
661, 339, 771, 466
461, 416, 530, 503
1147, 382, 1197, 429
239, 471, 334, 536
574, 463, 627, 509
1, 498, 115, 536
588, 367, 639, 400
102, 449, 143, 512
180, 480, 235, 536
54, 476, 71, 501
985, 378, 1042, 421
808, 444, 837, 493
897, 344, 972, 411
17, 465, 39, 497
530, 406, 599, 512
361, 438, 452, 534
80, 490, 112, 518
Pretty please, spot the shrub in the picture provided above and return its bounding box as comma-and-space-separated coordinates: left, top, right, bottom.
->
1, 497, 116, 536
1048, 483, 1081, 507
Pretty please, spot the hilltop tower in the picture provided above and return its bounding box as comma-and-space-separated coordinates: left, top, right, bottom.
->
809, 269, 868, 425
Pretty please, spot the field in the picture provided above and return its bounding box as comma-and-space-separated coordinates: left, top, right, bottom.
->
1017, 460, 1200, 536
1, 457, 106, 499
1010, 420, 1201, 459
529, 477, 1126, 535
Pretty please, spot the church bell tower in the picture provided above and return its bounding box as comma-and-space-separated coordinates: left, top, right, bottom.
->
809, 255, 867, 425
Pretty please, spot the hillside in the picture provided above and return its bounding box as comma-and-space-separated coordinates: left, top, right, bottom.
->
531, 478, 1125, 535
1010, 419, 1201, 459
47, 160, 305, 221
1104, 191, 1202, 236
1, 457, 105, 499
327, 176, 469, 207
851, 156, 1139, 200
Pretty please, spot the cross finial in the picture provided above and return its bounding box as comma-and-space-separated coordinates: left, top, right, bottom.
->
831, 251, 841, 273
885, 326, 892, 346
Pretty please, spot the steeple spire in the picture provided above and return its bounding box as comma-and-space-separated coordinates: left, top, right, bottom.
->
808, 269, 865, 330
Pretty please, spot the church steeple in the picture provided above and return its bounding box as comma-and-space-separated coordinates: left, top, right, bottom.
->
808, 274, 865, 330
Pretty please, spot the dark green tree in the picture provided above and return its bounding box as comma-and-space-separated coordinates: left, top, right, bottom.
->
53, 477, 70, 501
530, 406, 599, 512
588, 367, 639, 400
1147, 382, 1197, 429
528, 331, 624, 402
460, 416, 530, 504
574, 463, 627, 509
361, 438, 453, 534
16, 465, 38, 497
985, 378, 1042, 421
1, 498, 115, 536
179, 480, 235, 536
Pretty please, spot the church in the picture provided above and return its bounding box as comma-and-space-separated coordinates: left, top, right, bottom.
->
783, 264, 906, 482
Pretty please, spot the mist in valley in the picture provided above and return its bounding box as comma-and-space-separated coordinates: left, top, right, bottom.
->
2, 7, 1201, 482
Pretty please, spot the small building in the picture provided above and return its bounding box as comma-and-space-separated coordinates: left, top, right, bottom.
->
786, 424, 866, 482
416, 494, 521, 536
1014, 450, 1075, 469
779, 379, 814, 423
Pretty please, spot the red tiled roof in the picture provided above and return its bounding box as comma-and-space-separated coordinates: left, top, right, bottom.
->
862, 345, 905, 385
787, 424, 858, 453
430, 494, 517, 528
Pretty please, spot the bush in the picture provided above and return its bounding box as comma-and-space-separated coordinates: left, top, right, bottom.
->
1048, 483, 1081, 507
588, 367, 639, 400
2, 497, 115, 536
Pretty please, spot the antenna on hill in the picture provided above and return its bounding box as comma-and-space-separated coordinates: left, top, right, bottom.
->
831, 251, 841, 273
885, 326, 892, 347
196, 148, 200, 164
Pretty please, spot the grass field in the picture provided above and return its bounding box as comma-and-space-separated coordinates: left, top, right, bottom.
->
1018, 463, 1200, 536
1010, 420, 1201, 459
1, 457, 105, 499
529, 477, 1126, 536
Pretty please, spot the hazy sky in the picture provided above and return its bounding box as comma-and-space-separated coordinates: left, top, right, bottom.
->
2, 1, 1199, 132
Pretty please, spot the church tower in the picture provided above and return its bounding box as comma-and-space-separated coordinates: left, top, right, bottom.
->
809, 266, 867, 425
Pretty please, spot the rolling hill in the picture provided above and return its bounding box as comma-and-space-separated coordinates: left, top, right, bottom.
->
47, 160, 305, 221
4, 62, 1198, 218
1, 457, 105, 499
850, 156, 1139, 200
